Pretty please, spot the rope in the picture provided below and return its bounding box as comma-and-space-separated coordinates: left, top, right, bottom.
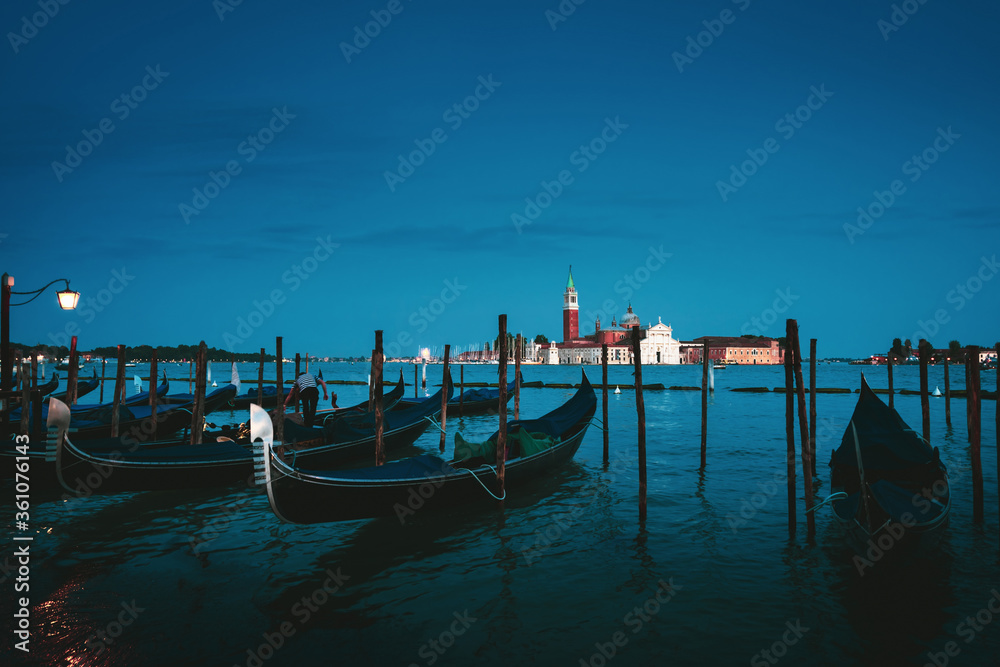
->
422, 416, 447, 435
466, 465, 506, 501
806, 491, 848, 513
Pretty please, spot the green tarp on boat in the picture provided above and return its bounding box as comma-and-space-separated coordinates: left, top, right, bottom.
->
454, 429, 559, 463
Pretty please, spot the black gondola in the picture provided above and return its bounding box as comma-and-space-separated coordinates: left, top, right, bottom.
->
47, 369, 100, 403
50, 381, 444, 494
252, 371, 596, 524
392, 378, 517, 415
825, 374, 950, 556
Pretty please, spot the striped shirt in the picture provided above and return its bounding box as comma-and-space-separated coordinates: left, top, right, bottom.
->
295, 373, 317, 391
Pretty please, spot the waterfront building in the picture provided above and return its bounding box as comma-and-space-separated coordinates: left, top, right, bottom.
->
543, 268, 682, 365
680, 336, 784, 365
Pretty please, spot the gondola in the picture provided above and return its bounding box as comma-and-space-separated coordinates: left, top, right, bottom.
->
6, 374, 170, 424
824, 374, 950, 557
392, 377, 517, 415
64, 383, 237, 440
312, 370, 407, 422
48, 398, 253, 493
49, 381, 440, 493
47, 369, 101, 403
252, 371, 596, 524
279, 380, 452, 468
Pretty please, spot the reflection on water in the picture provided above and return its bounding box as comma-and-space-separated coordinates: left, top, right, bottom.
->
6, 362, 998, 665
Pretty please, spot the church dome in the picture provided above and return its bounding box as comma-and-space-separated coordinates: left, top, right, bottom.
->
620, 304, 639, 328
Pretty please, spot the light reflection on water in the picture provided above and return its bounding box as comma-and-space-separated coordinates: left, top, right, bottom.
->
8, 362, 999, 666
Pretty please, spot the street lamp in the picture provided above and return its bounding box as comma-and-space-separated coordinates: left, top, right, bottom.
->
1, 273, 80, 396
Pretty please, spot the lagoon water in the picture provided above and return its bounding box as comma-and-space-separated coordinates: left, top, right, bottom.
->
5, 361, 999, 666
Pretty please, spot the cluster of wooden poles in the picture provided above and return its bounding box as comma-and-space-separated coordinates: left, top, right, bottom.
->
8, 325, 998, 541
781, 326, 1000, 542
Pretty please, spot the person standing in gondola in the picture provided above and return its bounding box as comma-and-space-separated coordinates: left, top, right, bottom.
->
284, 371, 329, 428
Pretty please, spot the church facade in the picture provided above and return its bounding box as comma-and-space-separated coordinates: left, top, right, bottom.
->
541, 268, 682, 365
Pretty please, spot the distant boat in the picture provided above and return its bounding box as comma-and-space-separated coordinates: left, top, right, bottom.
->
932, 386, 942, 397
614, 385, 621, 394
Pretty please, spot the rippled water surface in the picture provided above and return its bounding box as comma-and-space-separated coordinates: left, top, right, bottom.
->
4, 361, 999, 666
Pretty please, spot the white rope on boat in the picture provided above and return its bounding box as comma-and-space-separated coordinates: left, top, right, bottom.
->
467, 465, 506, 501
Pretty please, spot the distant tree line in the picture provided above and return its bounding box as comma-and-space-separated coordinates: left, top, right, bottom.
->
9, 341, 275, 362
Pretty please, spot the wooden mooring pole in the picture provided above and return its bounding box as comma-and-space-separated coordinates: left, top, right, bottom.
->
66, 335, 79, 406
967, 346, 982, 523
701, 341, 708, 469
995, 343, 999, 548
459, 365, 464, 417
784, 330, 796, 538
111, 345, 126, 438
374, 331, 385, 466
190, 341, 207, 445
919, 340, 931, 445
944, 357, 951, 427
257, 348, 265, 406
497, 315, 508, 499
275, 337, 284, 446
294, 353, 301, 413
602, 343, 609, 465
632, 326, 647, 521
809, 338, 817, 477
414, 363, 418, 398
149, 349, 158, 442
439, 345, 450, 453
887, 350, 895, 409
790, 321, 814, 536
514, 334, 521, 420
99, 358, 106, 402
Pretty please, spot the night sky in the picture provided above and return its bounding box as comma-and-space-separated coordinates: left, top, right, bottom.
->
2, 0, 997, 359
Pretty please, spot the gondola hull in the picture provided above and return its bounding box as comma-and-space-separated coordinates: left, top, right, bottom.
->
254, 372, 596, 524
828, 374, 950, 560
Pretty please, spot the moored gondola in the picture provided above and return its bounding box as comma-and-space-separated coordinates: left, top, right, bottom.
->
252, 371, 596, 524
824, 374, 950, 560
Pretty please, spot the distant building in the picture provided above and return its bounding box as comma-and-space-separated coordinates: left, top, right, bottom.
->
681, 336, 784, 365
543, 267, 682, 365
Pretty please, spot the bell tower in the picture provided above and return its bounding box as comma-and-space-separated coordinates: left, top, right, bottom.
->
562, 265, 579, 342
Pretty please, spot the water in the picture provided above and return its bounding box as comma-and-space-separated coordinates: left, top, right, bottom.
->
5, 362, 999, 666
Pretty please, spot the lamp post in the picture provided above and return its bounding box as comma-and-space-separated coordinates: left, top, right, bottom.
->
1, 273, 80, 398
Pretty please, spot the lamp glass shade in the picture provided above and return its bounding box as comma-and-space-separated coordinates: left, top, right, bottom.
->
57, 288, 80, 310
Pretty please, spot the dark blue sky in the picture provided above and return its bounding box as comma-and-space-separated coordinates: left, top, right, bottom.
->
2, 0, 997, 358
